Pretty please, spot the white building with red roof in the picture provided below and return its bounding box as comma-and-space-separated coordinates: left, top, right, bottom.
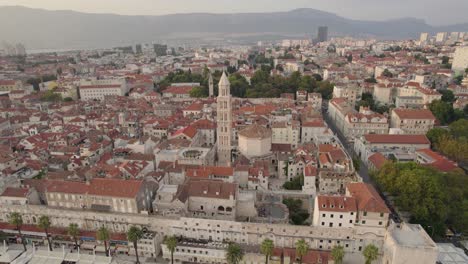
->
78, 78, 128, 101
355, 134, 431, 164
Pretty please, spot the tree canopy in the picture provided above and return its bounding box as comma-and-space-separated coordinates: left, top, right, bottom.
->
372, 161, 468, 237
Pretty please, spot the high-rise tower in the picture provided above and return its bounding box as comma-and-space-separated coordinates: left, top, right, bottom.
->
216, 72, 232, 165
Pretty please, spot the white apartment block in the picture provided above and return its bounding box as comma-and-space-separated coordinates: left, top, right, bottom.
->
452, 46, 468, 73
79, 78, 128, 101
332, 84, 360, 106
313, 195, 356, 228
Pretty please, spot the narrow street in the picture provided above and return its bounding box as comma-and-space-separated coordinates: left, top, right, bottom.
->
321, 101, 371, 183
321, 100, 401, 222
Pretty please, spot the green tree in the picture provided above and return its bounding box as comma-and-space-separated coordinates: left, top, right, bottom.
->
164, 236, 178, 264
448, 119, 468, 139
440, 90, 455, 103
8, 213, 27, 251
189, 86, 207, 98
68, 223, 80, 249
382, 69, 393, 78
41, 89, 62, 102
331, 245, 345, 264
295, 239, 309, 264
426, 128, 449, 146
363, 244, 379, 264
429, 100, 462, 125
38, 215, 53, 251
226, 243, 244, 264
127, 226, 144, 264
97, 226, 110, 256
260, 239, 274, 264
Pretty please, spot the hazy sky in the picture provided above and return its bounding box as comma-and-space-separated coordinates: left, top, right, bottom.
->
0, 0, 467, 26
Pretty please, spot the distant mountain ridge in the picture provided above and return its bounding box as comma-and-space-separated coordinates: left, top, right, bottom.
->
0, 6, 467, 50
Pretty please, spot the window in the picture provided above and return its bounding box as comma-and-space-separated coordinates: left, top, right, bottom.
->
380, 212, 384, 217
363, 211, 367, 216
379, 221, 383, 225
330, 214, 334, 218
322, 214, 326, 217
340, 215, 343, 219
349, 220, 353, 223
321, 222, 325, 226
362, 220, 366, 224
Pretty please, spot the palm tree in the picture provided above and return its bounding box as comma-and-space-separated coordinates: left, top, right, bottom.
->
127, 226, 143, 264
331, 245, 345, 264
226, 242, 244, 264
68, 223, 80, 249
164, 236, 178, 264
260, 238, 274, 264
8, 212, 26, 251
295, 239, 309, 264
38, 216, 52, 251
96, 226, 110, 256
363, 244, 379, 264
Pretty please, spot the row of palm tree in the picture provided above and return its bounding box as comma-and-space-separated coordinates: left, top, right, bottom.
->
8, 213, 379, 264
331, 243, 379, 264
8, 213, 81, 252
7, 213, 145, 264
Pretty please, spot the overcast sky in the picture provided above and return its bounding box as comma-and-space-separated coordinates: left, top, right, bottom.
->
0, 0, 467, 26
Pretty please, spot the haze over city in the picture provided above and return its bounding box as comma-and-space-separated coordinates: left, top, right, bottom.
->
1, 0, 468, 25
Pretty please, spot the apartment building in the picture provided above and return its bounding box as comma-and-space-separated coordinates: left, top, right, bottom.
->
354, 134, 431, 164
44, 178, 157, 214
0, 80, 23, 92
332, 84, 360, 106
343, 107, 389, 140
313, 195, 357, 228
390, 108, 436, 135
271, 120, 300, 149
79, 78, 128, 101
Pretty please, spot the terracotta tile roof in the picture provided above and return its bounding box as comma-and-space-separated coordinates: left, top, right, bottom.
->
88, 178, 143, 198
304, 165, 318, 177
238, 123, 271, 139
183, 179, 237, 200
317, 195, 357, 212
368, 153, 388, 170
162, 86, 193, 94
416, 148, 458, 172
186, 166, 234, 178
0, 187, 29, 198
347, 183, 390, 213
393, 108, 436, 120
43, 178, 144, 198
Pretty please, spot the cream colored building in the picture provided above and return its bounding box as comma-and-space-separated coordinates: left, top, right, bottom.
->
0, 80, 22, 92
452, 46, 468, 73
44, 178, 157, 214
333, 84, 360, 106
271, 120, 300, 149
343, 107, 389, 140
79, 78, 128, 101
382, 223, 438, 264
390, 108, 436, 135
